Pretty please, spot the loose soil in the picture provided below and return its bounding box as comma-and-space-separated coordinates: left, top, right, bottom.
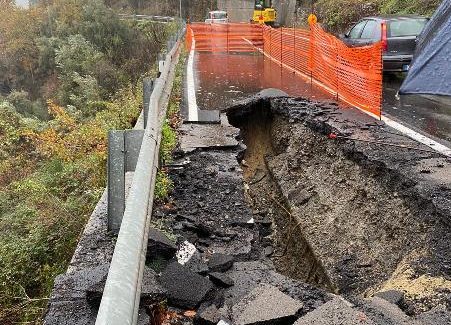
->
226, 94, 451, 315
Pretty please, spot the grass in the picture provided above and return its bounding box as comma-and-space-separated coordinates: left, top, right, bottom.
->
155, 46, 187, 202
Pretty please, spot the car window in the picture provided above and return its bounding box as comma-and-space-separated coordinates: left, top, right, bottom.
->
389, 19, 428, 37
348, 20, 367, 39
361, 20, 379, 39
210, 12, 227, 19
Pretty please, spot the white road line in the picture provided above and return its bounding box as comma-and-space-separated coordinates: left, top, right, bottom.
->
381, 115, 451, 157
187, 38, 199, 122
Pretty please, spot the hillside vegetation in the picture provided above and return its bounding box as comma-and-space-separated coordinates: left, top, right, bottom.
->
0, 0, 176, 323
313, 0, 441, 31
106, 0, 218, 21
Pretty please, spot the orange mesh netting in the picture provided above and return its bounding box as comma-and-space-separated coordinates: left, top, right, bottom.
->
187, 23, 263, 52
187, 23, 382, 117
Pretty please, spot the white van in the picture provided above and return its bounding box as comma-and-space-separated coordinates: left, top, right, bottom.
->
205, 11, 229, 24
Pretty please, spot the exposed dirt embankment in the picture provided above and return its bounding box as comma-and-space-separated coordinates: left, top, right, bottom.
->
233, 101, 335, 293
226, 93, 451, 314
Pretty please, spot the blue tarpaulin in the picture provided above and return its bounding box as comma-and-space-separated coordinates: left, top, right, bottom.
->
399, 0, 451, 96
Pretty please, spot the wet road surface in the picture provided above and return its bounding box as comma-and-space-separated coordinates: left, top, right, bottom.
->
193, 52, 334, 111
190, 51, 451, 148
383, 74, 451, 147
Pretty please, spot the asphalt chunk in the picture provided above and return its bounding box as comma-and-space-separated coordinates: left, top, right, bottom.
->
231, 283, 303, 325
159, 262, 214, 309
208, 253, 234, 272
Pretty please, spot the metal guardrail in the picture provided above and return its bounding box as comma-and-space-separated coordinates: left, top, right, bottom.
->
118, 14, 175, 23
95, 25, 185, 325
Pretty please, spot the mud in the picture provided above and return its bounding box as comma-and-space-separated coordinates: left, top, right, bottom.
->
233, 101, 334, 292
226, 94, 451, 315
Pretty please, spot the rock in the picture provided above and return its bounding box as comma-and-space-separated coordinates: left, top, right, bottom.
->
231, 284, 303, 325
217, 321, 231, 325
229, 218, 255, 228
374, 290, 404, 306
147, 227, 177, 259
176, 240, 197, 265
185, 253, 210, 275
294, 297, 376, 325
176, 214, 198, 223
209, 272, 234, 288
214, 230, 237, 240
140, 267, 167, 301
263, 246, 274, 257
198, 238, 212, 246
159, 262, 214, 309
194, 304, 222, 325
183, 221, 214, 237
256, 216, 272, 227
87, 266, 166, 305
208, 253, 234, 272
222, 262, 330, 315
415, 306, 451, 325
44, 299, 97, 325
210, 231, 254, 260
49, 264, 109, 306
362, 296, 411, 324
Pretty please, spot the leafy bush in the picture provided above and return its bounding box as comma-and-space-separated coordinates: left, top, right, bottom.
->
315, 0, 441, 32
0, 0, 176, 322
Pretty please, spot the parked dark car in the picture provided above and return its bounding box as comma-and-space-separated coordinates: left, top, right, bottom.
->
340, 15, 429, 72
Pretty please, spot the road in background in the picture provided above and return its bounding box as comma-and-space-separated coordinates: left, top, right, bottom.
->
217, 0, 253, 22
217, 0, 296, 25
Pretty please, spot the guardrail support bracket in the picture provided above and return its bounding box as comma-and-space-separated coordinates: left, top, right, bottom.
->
107, 129, 145, 232
143, 78, 154, 129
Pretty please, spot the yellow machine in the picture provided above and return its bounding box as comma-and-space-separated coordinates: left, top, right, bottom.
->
252, 0, 277, 25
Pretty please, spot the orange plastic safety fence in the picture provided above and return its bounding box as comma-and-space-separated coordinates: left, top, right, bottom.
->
310, 24, 383, 117
187, 23, 263, 52
186, 23, 382, 117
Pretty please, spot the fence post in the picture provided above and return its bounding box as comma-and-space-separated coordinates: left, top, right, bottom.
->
335, 42, 339, 101
309, 24, 315, 93
227, 23, 229, 52
293, 26, 296, 74
269, 27, 272, 58
280, 27, 283, 69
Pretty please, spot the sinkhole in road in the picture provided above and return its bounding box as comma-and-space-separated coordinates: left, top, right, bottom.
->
226, 96, 451, 314
228, 100, 336, 293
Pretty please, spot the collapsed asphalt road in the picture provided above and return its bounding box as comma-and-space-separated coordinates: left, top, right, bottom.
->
144, 89, 451, 324
149, 127, 331, 324
44, 89, 451, 325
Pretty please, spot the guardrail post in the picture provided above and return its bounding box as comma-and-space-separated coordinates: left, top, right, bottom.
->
107, 130, 145, 232
108, 131, 125, 232
143, 78, 154, 128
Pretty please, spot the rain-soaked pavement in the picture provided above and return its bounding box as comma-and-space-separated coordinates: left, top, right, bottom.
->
383, 74, 451, 147
187, 51, 451, 148
193, 52, 334, 110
